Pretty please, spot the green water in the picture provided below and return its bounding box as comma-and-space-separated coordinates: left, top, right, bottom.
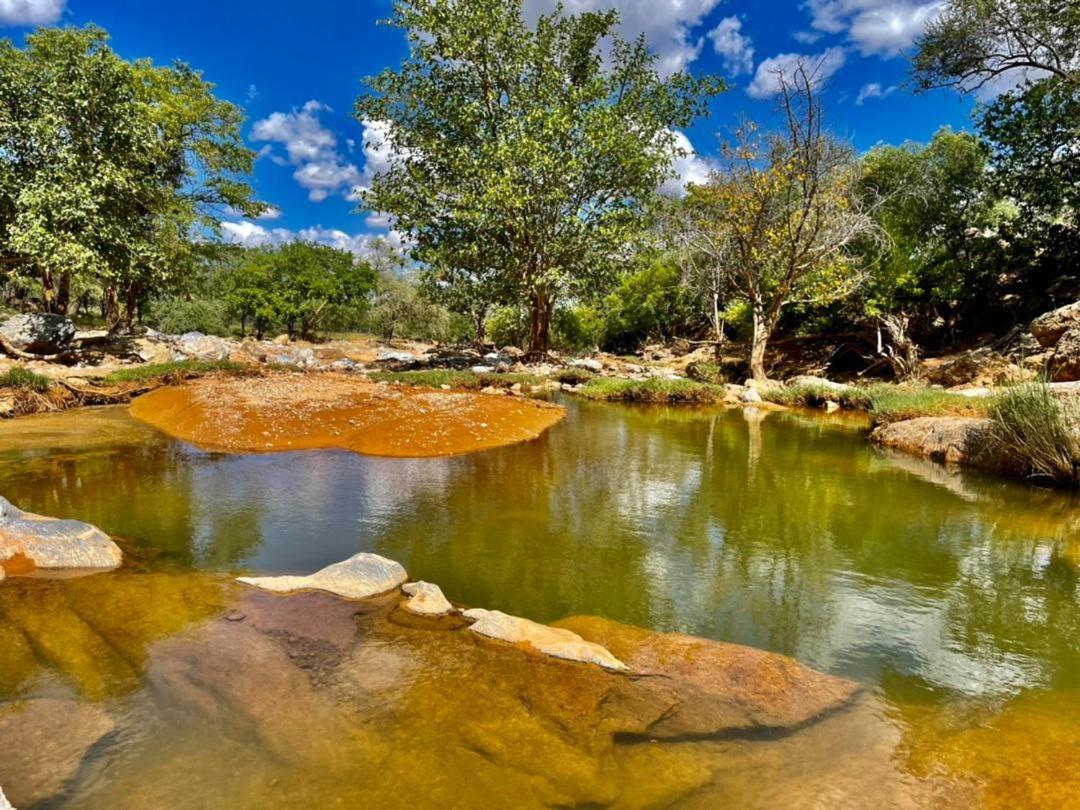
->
1, 400, 1078, 806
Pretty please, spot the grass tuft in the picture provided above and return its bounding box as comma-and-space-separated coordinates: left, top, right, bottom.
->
368, 369, 546, 390
762, 381, 995, 422
0, 366, 52, 392
103, 360, 246, 385
553, 367, 596, 385
578, 377, 723, 404
990, 381, 1079, 486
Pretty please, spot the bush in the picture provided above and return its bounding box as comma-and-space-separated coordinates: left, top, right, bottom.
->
0, 367, 51, 391
599, 260, 697, 351
486, 306, 528, 349
990, 382, 1079, 486
553, 305, 604, 352
577, 377, 722, 403
144, 297, 231, 336
553, 367, 596, 385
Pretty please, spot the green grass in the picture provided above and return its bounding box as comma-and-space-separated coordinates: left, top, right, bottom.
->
368, 369, 547, 390
761, 381, 995, 422
990, 381, 1079, 486
102, 360, 246, 385
0, 366, 52, 392
577, 377, 724, 404
764, 382, 872, 410
553, 367, 597, 385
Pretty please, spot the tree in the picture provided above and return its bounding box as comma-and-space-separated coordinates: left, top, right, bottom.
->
0, 26, 262, 326
356, 0, 721, 356
677, 64, 883, 380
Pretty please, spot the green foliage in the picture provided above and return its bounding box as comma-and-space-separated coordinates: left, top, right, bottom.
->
553, 367, 596, 385
599, 260, 696, 351
486, 306, 529, 349
357, 0, 721, 353
0, 26, 263, 323
102, 360, 245, 384
364, 271, 467, 343
144, 297, 230, 336
577, 376, 722, 403
990, 381, 1079, 486
764, 382, 872, 410
685, 361, 735, 386
0, 367, 51, 391
760, 381, 996, 422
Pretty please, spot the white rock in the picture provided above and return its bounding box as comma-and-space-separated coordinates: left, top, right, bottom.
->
954, 387, 993, 398
376, 349, 416, 363
824, 400, 840, 413
740, 388, 763, 404
238, 553, 407, 599
471, 365, 494, 374
0, 497, 121, 571
0, 784, 11, 809
401, 581, 454, 615
569, 358, 603, 372
462, 608, 628, 671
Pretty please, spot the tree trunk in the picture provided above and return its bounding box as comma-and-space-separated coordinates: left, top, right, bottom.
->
123, 283, 140, 330
749, 305, 771, 382
527, 290, 554, 358
473, 308, 487, 348
104, 285, 120, 328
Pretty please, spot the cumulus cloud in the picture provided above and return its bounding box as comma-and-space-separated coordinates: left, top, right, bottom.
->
804, 0, 942, 56
746, 47, 847, 99
251, 101, 362, 202
855, 81, 897, 104
659, 130, 712, 197
707, 17, 754, 77
792, 29, 824, 44
220, 219, 405, 258
523, 0, 722, 76
0, 0, 64, 25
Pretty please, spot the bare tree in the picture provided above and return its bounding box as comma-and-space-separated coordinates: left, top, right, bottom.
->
672, 61, 885, 381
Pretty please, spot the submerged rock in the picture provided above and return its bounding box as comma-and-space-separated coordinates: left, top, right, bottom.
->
402, 581, 454, 615
0, 497, 121, 572
556, 616, 861, 739
0, 699, 114, 807
238, 552, 407, 599
0, 313, 75, 355
462, 608, 628, 671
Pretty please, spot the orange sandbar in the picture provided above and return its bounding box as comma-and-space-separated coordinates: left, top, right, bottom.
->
129, 374, 565, 457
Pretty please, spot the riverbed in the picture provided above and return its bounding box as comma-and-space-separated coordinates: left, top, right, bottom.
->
0, 399, 1077, 807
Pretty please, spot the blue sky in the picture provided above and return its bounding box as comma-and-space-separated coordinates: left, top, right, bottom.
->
1, 0, 977, 254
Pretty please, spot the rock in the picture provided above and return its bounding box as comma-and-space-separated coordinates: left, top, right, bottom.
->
0, 699, 114, 806
922, 348, 1030, 388
569, 358, 603, 373
237, 552, 407, 599
0, 313, 75, 355
462, 609, 628, 671
740, 387, 763, 404
1030, 301, 1080, 348
376, 349, 416, 363
272, 333, 291, 345
555, 616, 861, 740
954, 387, 993, 398
870, 417, 1019, 476
471, 365, 495, 374
787, 375, 847, 391
173, 332, 229, 362
1049, 326, 1080, 381
131, 336, 174, 364
401, 581, 454, 615
479, 385, 507, 395
0, 497, 122, 572
824, 400, 840, 413
0, 785, 10, 810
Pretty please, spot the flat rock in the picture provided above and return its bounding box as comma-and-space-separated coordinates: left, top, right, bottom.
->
0, 497, 122, 571
555, 616, 861, 739
0, 699, 114, 806
462, 608, 627, 671
1031, 301, 1080, 348
238, 552, 407, 599
870, 417, 1018, 476
402, 581, 454, 615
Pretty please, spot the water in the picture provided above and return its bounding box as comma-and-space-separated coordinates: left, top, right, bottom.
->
1, 400, 1078, 806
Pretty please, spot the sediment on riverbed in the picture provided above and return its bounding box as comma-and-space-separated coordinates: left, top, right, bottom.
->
129, 374, 566, 457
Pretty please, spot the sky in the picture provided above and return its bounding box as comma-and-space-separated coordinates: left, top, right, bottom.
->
0, 0, 980, 255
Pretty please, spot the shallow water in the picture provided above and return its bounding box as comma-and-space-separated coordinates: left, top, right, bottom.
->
1, 401, 1078, 807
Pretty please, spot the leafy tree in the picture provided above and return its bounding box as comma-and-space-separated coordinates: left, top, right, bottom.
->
356, 0, 721, 356
0, 26, 262, 325
600, 259, 696, 351
677, 64, 883, 380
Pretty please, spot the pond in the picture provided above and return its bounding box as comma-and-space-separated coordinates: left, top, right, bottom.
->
0, 399, 1077, 807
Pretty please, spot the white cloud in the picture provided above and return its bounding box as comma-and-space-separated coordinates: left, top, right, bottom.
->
220, 220, 293, 249
251, 101, 363, 202
257, 206, 282, 221
220, 220, 404, 258
804, 0, 942, 56
747, 47, 847, 99
660, 130, 712, 197
523, 0, 722, 76
792, 29, 824, 44
0, 0, 64, 25
855, 81, 897, 104
707, 17, 754, 77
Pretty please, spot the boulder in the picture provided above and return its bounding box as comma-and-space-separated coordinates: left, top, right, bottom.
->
870, 417, 1019, 477
1031, 301, 1080, 348
555, 616, 861, 739
0, 699, 114, 807
740, 387, 763, 404
376, 349, 416, 364
922, 348, 1030, 388
1049, 327, 1080, 382
824, 400, 841, 413
569, 358, 603, 373
237, 552, 407, 599
0, 785, 10, 810
173, 332, 229, 362
786, 375, 847, 391
462, 609, 628, 671
402, 581, 454, 615
0, 313, 75, 355
0, 497, 121, 572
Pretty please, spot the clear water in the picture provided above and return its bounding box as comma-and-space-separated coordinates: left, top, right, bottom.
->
1, 400, 1078, 807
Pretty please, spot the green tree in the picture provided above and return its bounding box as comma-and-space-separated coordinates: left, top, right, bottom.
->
356, 0, 721, 356
0, 26, 262, 325
273, 242, 377, 340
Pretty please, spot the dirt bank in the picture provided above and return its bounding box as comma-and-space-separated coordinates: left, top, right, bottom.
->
129, 373, 565, 457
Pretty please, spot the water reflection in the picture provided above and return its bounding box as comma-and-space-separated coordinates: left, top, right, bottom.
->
0, 401, 1076, 706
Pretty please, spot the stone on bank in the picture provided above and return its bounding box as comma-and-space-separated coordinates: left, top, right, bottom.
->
237, 552, 407, 599
0, 497, 121, 573
462, 608, 628, 672
402, 580, 454, 615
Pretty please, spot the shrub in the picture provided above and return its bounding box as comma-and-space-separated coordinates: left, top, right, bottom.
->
144, 297, 230, 336
0, 366, 51, 391
990, 382, 1079, 486
486, 306, 529, 349
685, 360, 730, 385
578, 377, 722, 403
553, 367, 596, 385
